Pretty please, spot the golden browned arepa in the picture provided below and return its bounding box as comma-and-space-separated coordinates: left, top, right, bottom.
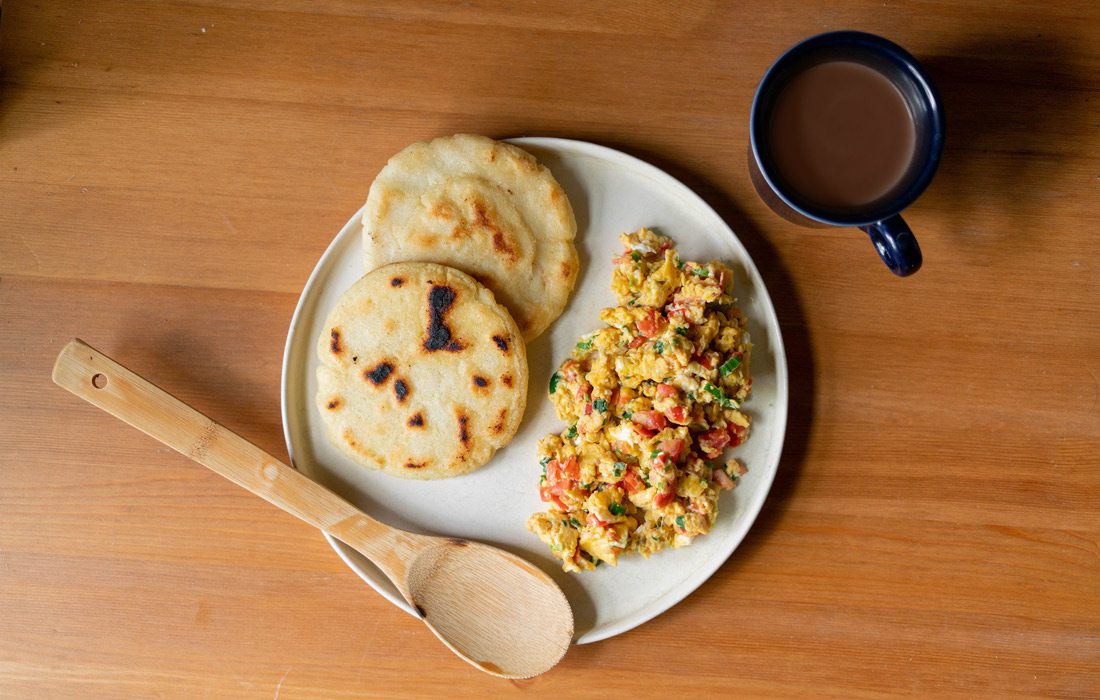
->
316, 262, 528, 479
361, 134, 578, 341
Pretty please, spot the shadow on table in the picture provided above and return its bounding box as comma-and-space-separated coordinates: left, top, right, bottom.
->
919, 34, 1088, 248
113, 325, 291, 463
594, 139, 816, 574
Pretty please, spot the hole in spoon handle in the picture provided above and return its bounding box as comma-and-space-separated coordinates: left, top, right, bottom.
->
51, 338, 366, 535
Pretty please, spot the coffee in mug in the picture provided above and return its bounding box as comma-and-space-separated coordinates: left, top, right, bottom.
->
749, 31, 945, 277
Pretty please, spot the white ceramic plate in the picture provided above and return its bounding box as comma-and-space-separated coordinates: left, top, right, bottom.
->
281, 137, 788, 643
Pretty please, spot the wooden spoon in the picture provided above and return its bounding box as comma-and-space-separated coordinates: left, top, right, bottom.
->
52, 339, 573, 679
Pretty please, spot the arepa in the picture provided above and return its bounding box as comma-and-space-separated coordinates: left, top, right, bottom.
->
315, 262, 527, 479
361, 134, 578, 341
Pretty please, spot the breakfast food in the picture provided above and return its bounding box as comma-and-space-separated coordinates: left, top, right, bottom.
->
527, 229, 752, 572
316, 262, 528, 479
361, 133, 578, 341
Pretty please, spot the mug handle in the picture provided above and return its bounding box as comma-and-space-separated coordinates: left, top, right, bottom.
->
859, 215, 923, 276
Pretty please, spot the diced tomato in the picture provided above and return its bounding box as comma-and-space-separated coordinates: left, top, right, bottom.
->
546, 456, 580, 486
666, 405, 690, 425
698, 428, 731, 458
628, 335, 646, 349
713, 468, 737, 490
545, 459, 563, 485
620, 469, 645, 494
538, 484, 568, 510
633, 407, 664, 435
587, 513, 612, 529
654, 481, 676, 508
562, 455, 580, 481
668, 303, 689, 320
657, 438, 685, 463
696, 353, 714, 369
610, 388, 622, 408
636, 309, 661, 338
727, 423, 748, 447
656, 382, 678, 399
560, 360, 579, 382
658, 240, 672, 252
584, 402, 593, 416
631, 411, 667, 436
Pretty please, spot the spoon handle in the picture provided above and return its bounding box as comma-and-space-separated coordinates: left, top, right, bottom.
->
51, 339, 392, 554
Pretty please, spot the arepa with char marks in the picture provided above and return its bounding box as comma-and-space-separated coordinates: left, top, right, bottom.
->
361, 133, 578, 341
316, 262, 528, 479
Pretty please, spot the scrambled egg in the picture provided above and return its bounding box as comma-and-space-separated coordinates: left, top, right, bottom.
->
527, 228, 752, 572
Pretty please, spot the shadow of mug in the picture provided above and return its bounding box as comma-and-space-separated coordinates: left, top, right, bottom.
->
749, 31, 946, 277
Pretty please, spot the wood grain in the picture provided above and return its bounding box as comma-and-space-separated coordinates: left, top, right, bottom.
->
2, 1, 1098, 697
50, 339, 573, 679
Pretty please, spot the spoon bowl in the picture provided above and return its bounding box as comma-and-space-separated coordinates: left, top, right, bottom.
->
404, 538, 572, 678
52, 339, 573, 679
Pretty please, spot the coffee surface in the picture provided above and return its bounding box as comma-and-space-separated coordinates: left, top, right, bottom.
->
768, 60, 915, 211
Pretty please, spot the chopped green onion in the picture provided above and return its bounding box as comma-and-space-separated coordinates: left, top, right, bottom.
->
549, 372, 561, 394
575, 339, 593, 351
719, 355, 742, 376
702, 381, 738, 408
674, 326, 689, 336
565, 424, 577, 439
539, 456, 551, 467
641, 472, 651, 487
675, 515, 686, 529
613, 461, 625, 476
653, 340, 665, 354
608, 502, 626, 516
593, 558, 603, 567
622, 410, 633, 419
676, 259, 685, 269
691, 267, 710, 278
593, 398, 608, 412
631, 251, 642, 263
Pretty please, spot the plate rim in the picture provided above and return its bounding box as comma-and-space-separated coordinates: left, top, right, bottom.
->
280, 136, 788, 644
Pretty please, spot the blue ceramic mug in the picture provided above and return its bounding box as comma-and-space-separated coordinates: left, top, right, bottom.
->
749, 31, 945, 276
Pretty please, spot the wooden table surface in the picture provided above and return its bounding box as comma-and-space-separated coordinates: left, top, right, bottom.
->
3, 1, 1098, 697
